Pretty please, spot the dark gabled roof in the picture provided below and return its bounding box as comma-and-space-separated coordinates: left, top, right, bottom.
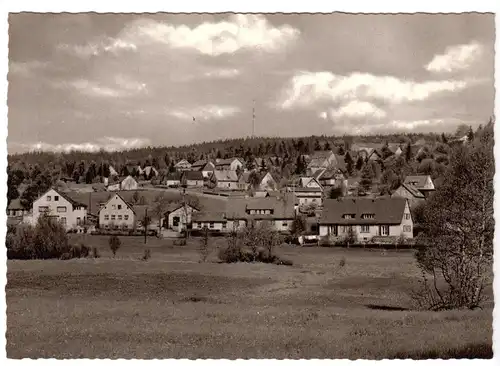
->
225, 197, 295, 220
51, 188, 88, 208
310, 150, 334, 159
212, 170, 239, 182
191, 159, 209, 167
192, 211, 227, 222
320, 197, 408, 225
165, 172, 182, 180
318, 168, 344, 180
312, 169, 326, 180
7, 198, 23, 210
215, 157, 244, 167
397, 183, 425, 199
165, 202, 200, 214
182, 171, 204, 180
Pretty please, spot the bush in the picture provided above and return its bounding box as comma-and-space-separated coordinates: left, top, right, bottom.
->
174, 238, 187, 246
69, 243, 90, 259
141, 248, 151, 261
319, 236, 333, 247
6, 216, 72, 260
108, 235, 121, 257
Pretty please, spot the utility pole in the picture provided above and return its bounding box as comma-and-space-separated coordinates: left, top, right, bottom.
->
144, 208, 148, 246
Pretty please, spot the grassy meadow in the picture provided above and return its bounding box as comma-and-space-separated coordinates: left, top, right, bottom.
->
6, 235, 493, 359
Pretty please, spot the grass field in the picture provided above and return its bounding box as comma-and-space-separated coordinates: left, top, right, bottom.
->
6, 235, 493, 359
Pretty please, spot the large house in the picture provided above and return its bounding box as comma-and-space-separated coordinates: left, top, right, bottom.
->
403, 175, 435, 198
98, 193, 157, 231
307, 150, 346, 175
319, 197, 413, 241
215, 157, 244, 171
164, 203, 200, 232
391, 183, 426, 207
163, 172, 182, 187
287, 176, 324, 207
210, 170, 239, 189
313, 168, 345, 188
174, 159, 192, 171
181, 171, 204, 188
107, 175, 138, 191
32, 188, 88, 231
191, 196, 295, 233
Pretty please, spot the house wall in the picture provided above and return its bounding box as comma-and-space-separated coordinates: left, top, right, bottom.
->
192, 221, 228, 231
167, 206, 197, 232
319, 223, 399, 241
259, 173, 277, 190
186, 179, 204, 187
107, 183, 121, 192
230, 160, 243, 171
99, 195, 135, 229
121, 177, 138, 191
398, 201, 414, 238
296, 192, 323, 206
166, 179, 181, 187
392, 187, 425, 208
8, 209, 29, 217
217, 181, 237, 189
32, 189, 87, 230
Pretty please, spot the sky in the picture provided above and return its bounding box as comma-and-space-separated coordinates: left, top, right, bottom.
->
7, 13, 495, 154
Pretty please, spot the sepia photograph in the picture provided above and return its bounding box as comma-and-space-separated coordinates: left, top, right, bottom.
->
4, 10, 496, 360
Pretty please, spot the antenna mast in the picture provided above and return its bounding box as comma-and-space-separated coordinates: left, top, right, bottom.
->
252, 99, 256, 138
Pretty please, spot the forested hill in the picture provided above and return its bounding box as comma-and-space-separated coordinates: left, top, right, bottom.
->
8, 132, 441, 169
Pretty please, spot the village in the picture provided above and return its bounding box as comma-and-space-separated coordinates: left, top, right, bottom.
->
7, 139, 443, 247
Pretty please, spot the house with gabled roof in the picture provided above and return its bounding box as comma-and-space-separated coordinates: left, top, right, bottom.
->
174, 159, 192, 171
98, 193, 136, 230
163, 172, 182, 187
7, 198, 29, 218
403, 175, 435, 198
181, 171, 205, 187
164, 202, 200, 232
210, 170, 239, 189
313, 168, 346, 188
142, 166, 159, 179
32, 188, 88, 231
107, 175, 138, 191
237, 171, 277, 193
215, 157, 245, 171
191, 160, 216, 178
391, 183, 426, 207
319, 197, 413, 241
307, 150, 346, 174
286, 176, 324, 207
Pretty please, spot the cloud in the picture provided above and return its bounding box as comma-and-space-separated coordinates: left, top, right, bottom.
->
203, 68, 241, 78
120, 14, 299, 56
54, 76, 147, 98
58, 37, 137, 58
425, 41, 484, 73
322, 101, 387, 120
9, 60, 48, 77
277, 71, 474, 109
167, 105, 240, 121
17, 137, 151, 153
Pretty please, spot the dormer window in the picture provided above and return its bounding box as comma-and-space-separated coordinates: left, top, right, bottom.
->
343, 214, 355, 219
361, 213, 375, 219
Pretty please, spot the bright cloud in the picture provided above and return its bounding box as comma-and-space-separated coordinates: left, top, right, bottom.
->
278, 71, 474, 109
54, 76, 147, 98
120, 14, 299, 56
425, 41, 484, 73
203, 68, 241, 78
58, 37, 137, 58
167, 105, 240, 121
324, 101, 387, 120
9, 60, 48, 77
18, 137, 151, 153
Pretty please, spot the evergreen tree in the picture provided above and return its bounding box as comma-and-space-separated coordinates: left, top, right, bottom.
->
405, 144, 412, 162
467, 126, 474, 142
359, 164, 375, 192
344, 152, 354, 176
355, 156, 364, 171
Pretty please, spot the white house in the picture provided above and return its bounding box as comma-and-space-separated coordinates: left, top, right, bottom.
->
98, 193, 135, 229
403, 175, 435, 198
7, 198, 29, 218
319, 197, 413, 242
307, 151, 346, 175
163, 172, 182, 187
287, 176, 324, 207
174, 159, 192, 171
237, 171, 277, 193
181, 171, 205, 187
164, 203, 200, 232
191, 160, 216, 178
32, 188, 88, 231
107, 175, 138, 191
142, 166, 159, 179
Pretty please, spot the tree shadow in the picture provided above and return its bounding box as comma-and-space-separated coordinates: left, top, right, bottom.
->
365, 304, 409, 311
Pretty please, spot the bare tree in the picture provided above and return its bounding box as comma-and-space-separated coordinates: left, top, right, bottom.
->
152, 192, 170, 236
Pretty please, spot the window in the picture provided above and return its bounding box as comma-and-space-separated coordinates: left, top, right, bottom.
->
54, 196, 59, 201
222, 222, 227, 229
361, 214, 375, 219
404, 225, 412, 232
46, 196, 52, 201
118, 215, 122, 220
104, 215, 109, 221
57, 206, 67, 213
173, 217, 180, 227
282, 222, 288, 227
38, 206, 49, 213
360, 225, 370, 233
111, 215, 116, 220
124, 215, 129, 220
77, 217, 81, 225
60, 217, 67, 225
343, 214, 355, 219
118, 205, 122, 209
112, 205, 116, 209
404, 213, 411, 220
198, 223, 202, 228
209, 222, 214, 228
381, 225, 389, 236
